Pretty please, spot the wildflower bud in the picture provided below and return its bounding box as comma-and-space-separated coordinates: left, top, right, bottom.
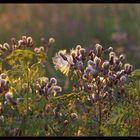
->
88, 60, 96, 68
114, 57, 120, 65
45, 104, 51, 113
1, 73, 6, 79
117, 62, 123, 70
102, 61, 110, 75
2, 44, 8, 50
90, 52, 94, 61
3, 43, 10, 50
71, 51, 76, 58
27, 36, 33, 43
109, 54, 114, 65
40, 46, 44, 51
64, 120, 69, 126
82, 73, 88, 80
94, 56, 101, 67
34, 48, 40, 54
71, 113, 78, 120
85, 66, 93, 75
119, 54, 125, 61
108, 47, 113, 53
0, 79, 5, 87
120, 75, 127, 84
116, 71, 121, 79
22, 36, 27, 40
71, 53, 77, 64
95, 44, 102, 57
89, 69, 98, 78
109, 52, 115, 56
50, 77, 57, 85
124, 63, 133, 74
53, 86, 62, 93
80, 48, 86, 57
3, 81, 9, 91
76, 45, 81, 50
96, 76, 100, 85
22, 37, 27, 45
49, 37, 55, 44
18, 40, 23, 46
59, 52, 68, 61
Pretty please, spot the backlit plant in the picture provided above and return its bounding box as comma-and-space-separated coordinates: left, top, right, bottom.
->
0, 35, 139, 136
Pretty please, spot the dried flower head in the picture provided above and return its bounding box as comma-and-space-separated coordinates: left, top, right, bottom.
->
52, 50, 73, 76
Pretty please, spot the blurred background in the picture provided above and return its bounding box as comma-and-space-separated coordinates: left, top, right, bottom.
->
0, 4, 140, 91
